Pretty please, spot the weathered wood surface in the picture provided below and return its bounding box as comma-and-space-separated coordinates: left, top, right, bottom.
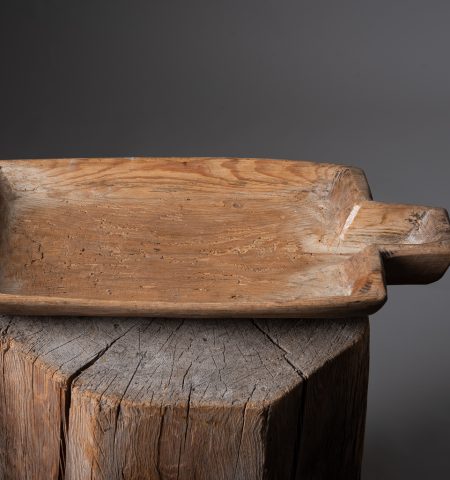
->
0, 315, 369, 480
0, 157, 448, 317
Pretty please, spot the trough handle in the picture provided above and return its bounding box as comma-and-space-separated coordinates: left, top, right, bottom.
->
338, 201, 450, 284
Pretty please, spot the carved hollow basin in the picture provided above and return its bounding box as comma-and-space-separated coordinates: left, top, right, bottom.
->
0, 157, 448, 317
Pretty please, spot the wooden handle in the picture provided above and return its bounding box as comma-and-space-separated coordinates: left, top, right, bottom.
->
337, 201, 450, 284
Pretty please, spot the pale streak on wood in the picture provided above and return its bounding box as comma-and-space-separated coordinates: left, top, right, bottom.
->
0, 314, 369, 480
0, 157, 447, 317
339, 204, 362, 241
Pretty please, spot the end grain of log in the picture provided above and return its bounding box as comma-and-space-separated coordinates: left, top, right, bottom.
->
0, 315, 368, 480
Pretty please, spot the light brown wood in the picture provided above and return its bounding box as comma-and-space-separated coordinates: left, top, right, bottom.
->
0, 157, 448, 317
0, 314, 369, 480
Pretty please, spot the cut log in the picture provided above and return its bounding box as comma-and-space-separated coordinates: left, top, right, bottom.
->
0, 315, 368, 480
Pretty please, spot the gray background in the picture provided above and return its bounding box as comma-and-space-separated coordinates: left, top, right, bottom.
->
1, 1, 449, 478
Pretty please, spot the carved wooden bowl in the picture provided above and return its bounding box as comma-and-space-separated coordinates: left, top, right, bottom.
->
0, 157, 448, 317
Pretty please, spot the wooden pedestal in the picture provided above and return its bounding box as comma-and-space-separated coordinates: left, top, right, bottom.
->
0, 315, 369, 480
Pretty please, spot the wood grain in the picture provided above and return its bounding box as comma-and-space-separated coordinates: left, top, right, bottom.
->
0, 314, 369, 480
0, 157, 447, 317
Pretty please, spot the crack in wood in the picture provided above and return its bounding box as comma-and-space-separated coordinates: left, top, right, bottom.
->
57, 321, 140, 480
232, 384, 257, 480
251, 320, 307, 381
251, 320, 308, 480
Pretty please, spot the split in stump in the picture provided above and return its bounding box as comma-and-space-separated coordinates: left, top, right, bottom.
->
0, 316, 369, 480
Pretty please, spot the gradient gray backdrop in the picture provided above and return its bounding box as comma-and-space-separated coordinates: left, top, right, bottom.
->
1, 1, 449, 478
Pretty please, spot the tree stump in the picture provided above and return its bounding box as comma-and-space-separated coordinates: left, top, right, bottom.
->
0, 315, 369, 480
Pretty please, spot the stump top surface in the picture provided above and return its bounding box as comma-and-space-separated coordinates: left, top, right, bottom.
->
0, 315, 367, 407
